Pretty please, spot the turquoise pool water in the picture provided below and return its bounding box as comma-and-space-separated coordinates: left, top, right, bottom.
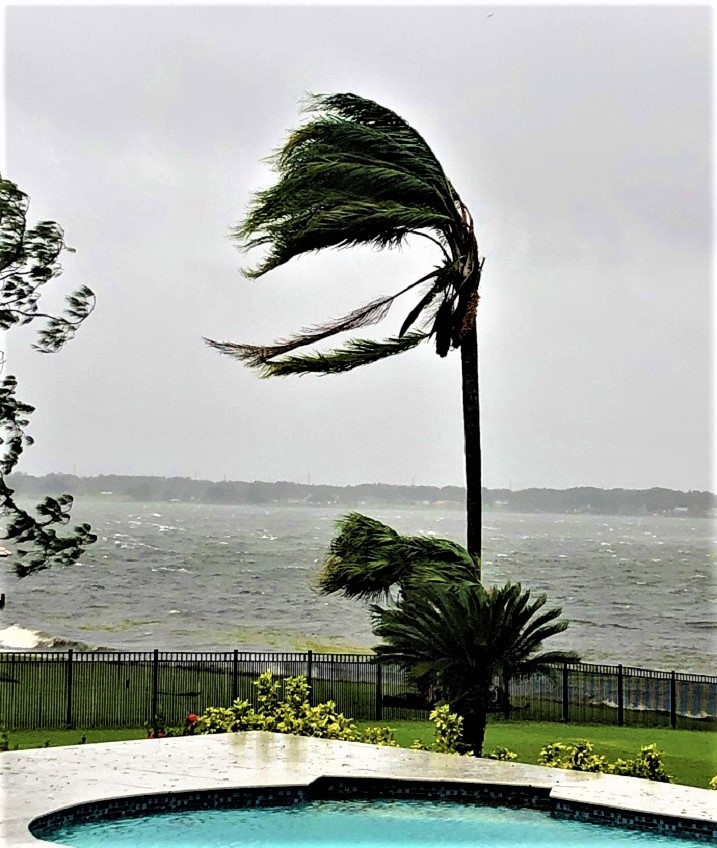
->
45, 799, 708, 847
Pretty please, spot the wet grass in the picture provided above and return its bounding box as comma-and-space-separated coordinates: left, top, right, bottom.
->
356, 719, 717, 790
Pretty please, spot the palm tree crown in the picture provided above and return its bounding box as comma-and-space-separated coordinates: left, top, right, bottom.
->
207, 92, 485, 570
206, 92, 481, 374
372, 579, 579, 755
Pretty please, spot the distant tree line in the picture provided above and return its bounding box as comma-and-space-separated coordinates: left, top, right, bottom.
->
6, 473, 714, 516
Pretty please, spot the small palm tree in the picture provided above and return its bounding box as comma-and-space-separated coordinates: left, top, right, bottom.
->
206, 93, 485, 574
319, 513, 577, 755
372, 580, 579, 756
319, 512, 478, 601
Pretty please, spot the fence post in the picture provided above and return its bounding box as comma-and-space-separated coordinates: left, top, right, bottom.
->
9, 653, 15, 731
561, 663, 569, 722
232, 650, 239, 702
306, 650, 313, 705
617, 665, 624, 727
375, 662, 383, 721
670, 671, 677, 729
151, 649, 159, 724
65, 649, 74, 729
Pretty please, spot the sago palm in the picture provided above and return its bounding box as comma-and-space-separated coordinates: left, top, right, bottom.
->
372, 580, 579, 756
206, 93, 485, 573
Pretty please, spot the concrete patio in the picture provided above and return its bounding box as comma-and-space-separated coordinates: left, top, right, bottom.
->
2, 732, 716, 846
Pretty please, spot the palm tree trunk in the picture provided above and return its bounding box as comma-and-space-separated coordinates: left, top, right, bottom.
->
460, 321, 481, 580
501, 671, 511, 719
460, 706, 488, 757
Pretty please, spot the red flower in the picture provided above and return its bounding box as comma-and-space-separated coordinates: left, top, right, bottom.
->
187, 714, 199, 723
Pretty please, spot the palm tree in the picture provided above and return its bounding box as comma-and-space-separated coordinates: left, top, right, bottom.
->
318, 511, 479, 600
372, 579, 579, 756
206, 93, 485, 574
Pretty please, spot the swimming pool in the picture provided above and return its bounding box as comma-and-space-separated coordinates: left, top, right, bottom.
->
13, 734, 716, 847
44, 798, 708, 847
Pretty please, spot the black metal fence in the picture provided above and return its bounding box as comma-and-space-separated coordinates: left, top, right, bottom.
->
0, 650, 714, 731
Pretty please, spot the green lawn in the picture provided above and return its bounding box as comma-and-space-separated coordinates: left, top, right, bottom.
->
356, 719, 717, 790
3, 727, 148, 749
5, 720, 716, 790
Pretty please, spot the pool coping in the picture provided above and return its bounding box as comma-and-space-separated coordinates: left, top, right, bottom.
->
2, 732, 716, 846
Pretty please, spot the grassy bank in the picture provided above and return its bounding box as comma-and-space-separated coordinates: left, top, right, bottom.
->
4, 721, 715, 790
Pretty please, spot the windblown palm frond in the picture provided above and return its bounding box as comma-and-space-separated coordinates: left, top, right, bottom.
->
252, 333, 427, 378
205, 265, 442, 369
206, 91, 482, 375
318, 512, 477, 601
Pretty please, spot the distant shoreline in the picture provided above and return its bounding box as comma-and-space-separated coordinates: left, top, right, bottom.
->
8, 473, 715, 518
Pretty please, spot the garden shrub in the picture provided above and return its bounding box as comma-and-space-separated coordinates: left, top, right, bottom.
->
489, 746, 517, 761
407, 705, 469, 755
299, 701, 359, 740
607, 744, 672, 783
197, 706, 239, 734
566, 740, 609, 773
430, 705, 464, 754
538, 740, 672, 782
359, 726, 398, 746
193, 672, 361, 742
254, 671, 282, 718
709, 775, 717, 790
537, 742, 570, 767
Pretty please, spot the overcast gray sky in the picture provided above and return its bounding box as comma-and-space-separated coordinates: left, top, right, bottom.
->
4, 4, 713, 491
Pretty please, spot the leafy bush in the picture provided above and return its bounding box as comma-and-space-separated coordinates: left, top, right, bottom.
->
566, 740, 609, 773
489, 746, 517, 761
430, 705, 464, 754
709, 775, 717, 790
538, 740, 672, 783
145, 713, 169, 738
407, 706, 468, 755
254, 671, 282, 717
538, 742, 570, 767
192, 672, 361, 742
300, 701, 359, 740
196, 706, 238, 734
359, 726, 398, 746
608, 744, 672, 783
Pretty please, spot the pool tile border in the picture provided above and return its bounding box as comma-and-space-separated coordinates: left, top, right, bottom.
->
30, 776, 715, 843
29, 785, 310, 838
552, 798, 715, 841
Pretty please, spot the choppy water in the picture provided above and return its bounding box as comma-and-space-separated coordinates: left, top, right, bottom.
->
1, 500, 714, 674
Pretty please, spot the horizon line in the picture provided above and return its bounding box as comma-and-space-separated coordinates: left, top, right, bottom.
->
9, 471, 715, 496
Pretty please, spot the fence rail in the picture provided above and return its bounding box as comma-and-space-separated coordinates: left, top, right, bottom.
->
0, 651, 714, 731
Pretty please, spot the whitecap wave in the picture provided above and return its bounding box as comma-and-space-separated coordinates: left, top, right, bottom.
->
0, 624, 94, 652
